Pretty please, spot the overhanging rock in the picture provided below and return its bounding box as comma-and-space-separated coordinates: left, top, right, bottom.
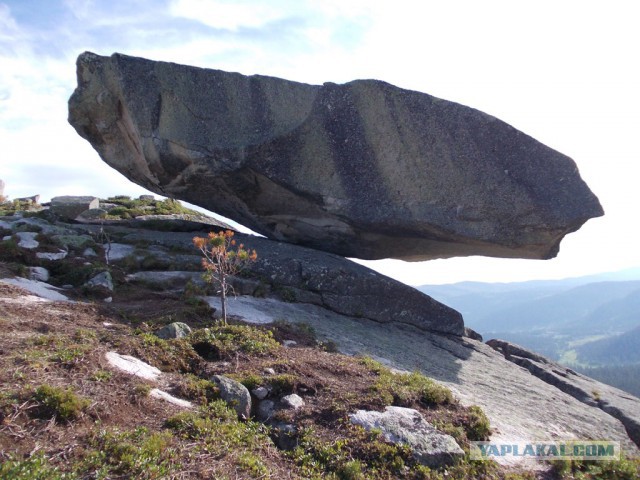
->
69, 52, 603, 261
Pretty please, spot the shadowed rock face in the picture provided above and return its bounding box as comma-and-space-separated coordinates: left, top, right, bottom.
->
68, 52, 603, 261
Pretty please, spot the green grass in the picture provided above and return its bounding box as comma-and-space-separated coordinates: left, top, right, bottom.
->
189, 323, 281, 361
359, 357, 453, 407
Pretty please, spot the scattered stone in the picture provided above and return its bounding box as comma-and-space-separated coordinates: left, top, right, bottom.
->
15, 232, 39, 249
251, 386, 269, 400
105, 352, 161, 381
139, 194, 155, 201
149, 388, 193, 409
210, 375, 251, 419
282, 340, 297, 348
350, 406, 464, 468
270, 422, 299, 450
83, 247, 97, 257
28, 266, 50, 282
69, 51, 603, 262
257, 400, 275, 421
0, 277, 69, 301
264, 368, 276, 375
50, 196, 99, 220
155, 322, 192, 340
84, 271, 114, 296
281, 393, 304, 410
36, 250, 68, 261
103, 297, 112, 303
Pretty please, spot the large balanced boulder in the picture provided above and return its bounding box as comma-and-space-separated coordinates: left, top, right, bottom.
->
68, 52, 603, 261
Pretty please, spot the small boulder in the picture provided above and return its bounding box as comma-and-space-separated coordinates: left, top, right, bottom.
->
257, 399, 275, 421
252, 386, 269, 400
28, 266, 50, 282
15, 232, 39, 249
155, 322, 192, 340
210, 375, 251, 419
281, 393, 304, 410
51, 196, 99, 220
270, 422, 299, 450
349, 406, 464, 468
84, 271, 114, 296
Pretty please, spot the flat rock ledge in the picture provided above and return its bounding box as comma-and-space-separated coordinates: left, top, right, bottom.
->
68, 51, 603, 261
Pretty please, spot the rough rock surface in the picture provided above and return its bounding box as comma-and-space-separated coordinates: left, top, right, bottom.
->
50, 196, 99, 220
350, 406, 464, 467
211, 375, 252, 419
487, 339, 640, 448
68, 52, 603, 261
87, 225, 463, 335
155, 322, 192, 339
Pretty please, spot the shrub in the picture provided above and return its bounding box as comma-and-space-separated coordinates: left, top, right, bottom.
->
360, 357, 453, 407
465, 405, 491, 441
189, 323, 280, 361
33, 384, 89, 421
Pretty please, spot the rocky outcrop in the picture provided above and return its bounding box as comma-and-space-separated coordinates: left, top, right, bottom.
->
487, 339, 640, 448
350, 406, 464, 468
51, 196, 99, 220
91, 225, 464, 335
68, 52, 603, 262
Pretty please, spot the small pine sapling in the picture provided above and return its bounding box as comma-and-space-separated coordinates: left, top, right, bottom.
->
193, 230, 257, 324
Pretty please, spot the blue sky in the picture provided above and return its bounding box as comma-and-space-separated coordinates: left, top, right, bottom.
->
1, 0, 639, 285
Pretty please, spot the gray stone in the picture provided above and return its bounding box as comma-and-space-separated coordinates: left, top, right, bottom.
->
252, 386, 269, 400
84, 271, 114, 295
92, 227, 464, 335
282, 340, 297, 348
36, 250, 68, 261
51, 196, 99, 220
69, 52, 603, 262
15, 231, 39, 249
139, 195, 155, 201
487, 339, 640, 448
350, 406, 464, 468
28, 266, 50, 282
281, 393, 304, 410
270, 422, 299, 450
257, 399, 275, 421
83, 247, 98, 257
263, 368, 276, 376
210, 375, 251, 419
75, 208, 108, 222
155, 322, 192, 340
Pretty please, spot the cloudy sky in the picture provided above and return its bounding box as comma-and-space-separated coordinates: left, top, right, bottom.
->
1, 0, 639, 285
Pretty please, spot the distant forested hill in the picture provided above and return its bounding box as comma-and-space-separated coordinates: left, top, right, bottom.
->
419, 268, 640, 365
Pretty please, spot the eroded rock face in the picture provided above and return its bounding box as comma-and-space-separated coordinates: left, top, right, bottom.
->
68, 52, 603, 261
